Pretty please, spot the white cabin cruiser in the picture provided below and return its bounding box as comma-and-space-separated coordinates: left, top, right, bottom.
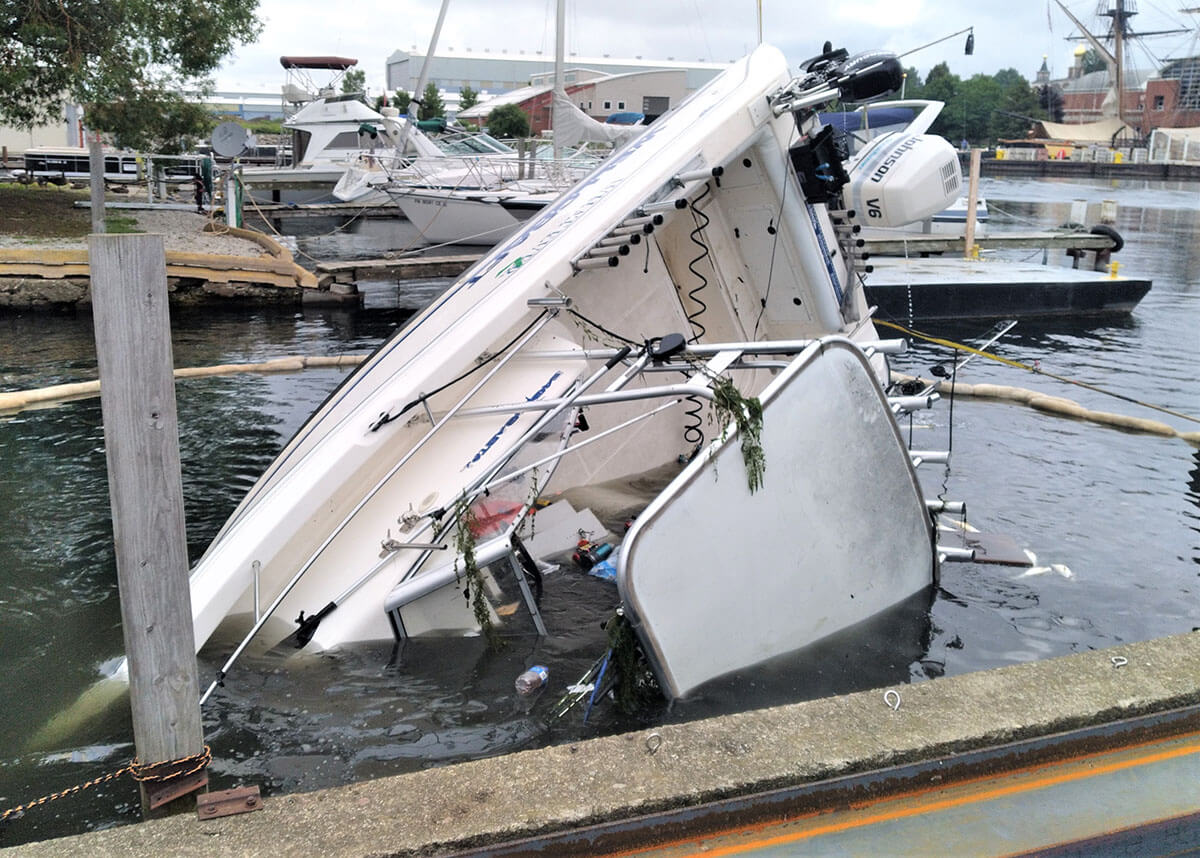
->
239, 55, 458, 205
181, 43, 968, 703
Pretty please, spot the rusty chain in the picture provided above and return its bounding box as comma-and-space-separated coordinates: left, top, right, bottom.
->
1, 745, 211, 823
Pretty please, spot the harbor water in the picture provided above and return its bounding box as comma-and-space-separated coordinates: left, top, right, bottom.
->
0, 176, 1197, 845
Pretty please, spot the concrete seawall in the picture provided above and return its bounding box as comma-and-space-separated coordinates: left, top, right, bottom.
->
8, 631, 1200, 856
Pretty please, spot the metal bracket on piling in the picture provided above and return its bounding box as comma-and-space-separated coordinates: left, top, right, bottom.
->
196, 785, 263, 820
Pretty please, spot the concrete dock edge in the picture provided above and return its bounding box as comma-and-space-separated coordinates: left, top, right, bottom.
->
8, 631, 1200, 856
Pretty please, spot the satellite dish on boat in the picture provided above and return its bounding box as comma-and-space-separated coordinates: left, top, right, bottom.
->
211, 122, 250, 158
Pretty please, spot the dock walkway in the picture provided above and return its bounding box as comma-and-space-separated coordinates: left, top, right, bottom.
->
8, 632, 1200, 857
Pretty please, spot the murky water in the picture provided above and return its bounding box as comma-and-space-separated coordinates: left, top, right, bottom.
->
0, 177, 1197, 846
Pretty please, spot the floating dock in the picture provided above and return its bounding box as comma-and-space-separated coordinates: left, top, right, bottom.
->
11, 632, 1200, 856
865, 255, 1151, 321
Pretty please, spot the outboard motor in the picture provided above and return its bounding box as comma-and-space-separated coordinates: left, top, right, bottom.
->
835, 51, 904, 104
844, 131, 962, 228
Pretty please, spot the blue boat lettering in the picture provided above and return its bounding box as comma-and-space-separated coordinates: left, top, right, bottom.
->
463, 371, 563, 469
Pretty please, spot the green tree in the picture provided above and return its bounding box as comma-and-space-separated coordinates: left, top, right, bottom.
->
418, 82, 445, 120
922, 63, 961, 139
486, 103, 530, 138
392, 90, 412, 113
459, 85, 479, 111
341, 68, 366, 95
956, 74, 1003, 145
992, 73, 1045, 141
1, 0, 262, 150
1081, 48, 1108, 75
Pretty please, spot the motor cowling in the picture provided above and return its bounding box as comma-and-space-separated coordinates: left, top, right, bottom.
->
845, 131, 962, 228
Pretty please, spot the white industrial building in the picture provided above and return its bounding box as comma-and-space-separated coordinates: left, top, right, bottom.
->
385, 48, 727, 116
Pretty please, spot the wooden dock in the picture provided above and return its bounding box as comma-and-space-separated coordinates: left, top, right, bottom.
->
0, 223, 364, 311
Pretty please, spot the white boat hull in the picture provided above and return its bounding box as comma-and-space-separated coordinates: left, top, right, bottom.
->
172, 43, 955, 702
620, 338, 934, 698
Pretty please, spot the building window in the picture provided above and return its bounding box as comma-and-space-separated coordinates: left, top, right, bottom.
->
1153, 94, 1165, 110
617, 101, 625, 110
603, 100, 611, 110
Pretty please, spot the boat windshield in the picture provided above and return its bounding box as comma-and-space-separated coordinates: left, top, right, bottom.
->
435, 131, 515, 155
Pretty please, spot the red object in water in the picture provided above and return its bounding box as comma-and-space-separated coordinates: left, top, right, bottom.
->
468, 499, 524, 539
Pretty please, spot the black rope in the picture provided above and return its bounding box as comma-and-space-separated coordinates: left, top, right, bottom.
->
370, 310, 548, 431
566, 308, 639, 346
685, 184, 712, 343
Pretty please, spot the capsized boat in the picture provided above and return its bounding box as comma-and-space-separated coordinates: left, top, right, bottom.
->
186, 42, 968, 702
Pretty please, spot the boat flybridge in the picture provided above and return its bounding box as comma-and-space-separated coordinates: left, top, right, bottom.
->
181, 43, 971, 704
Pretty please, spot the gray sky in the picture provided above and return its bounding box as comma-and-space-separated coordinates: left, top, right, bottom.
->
212, 0, 1199, 95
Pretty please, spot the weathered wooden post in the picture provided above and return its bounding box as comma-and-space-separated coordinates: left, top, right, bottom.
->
88, 139, 106, 235
89, 233, 206, 815
962, 147, 981, 259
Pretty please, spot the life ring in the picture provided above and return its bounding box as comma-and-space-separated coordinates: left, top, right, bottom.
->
1089, 224, 1124, 253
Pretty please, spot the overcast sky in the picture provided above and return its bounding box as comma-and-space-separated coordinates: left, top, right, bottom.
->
212, 0, 1199, 95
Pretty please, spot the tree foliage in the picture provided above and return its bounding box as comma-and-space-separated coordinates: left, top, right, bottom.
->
486, 103, 530, 138
1081, 48, 1108, 75
1, 0, 261, 149
892, 62, 1048, 145
341, 68, 366, 95
459, 85, 479, 111
417, 82, 445, 120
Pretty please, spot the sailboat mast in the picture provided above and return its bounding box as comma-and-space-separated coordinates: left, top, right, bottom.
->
399, 0, 452, 153
553, 0, 565, 160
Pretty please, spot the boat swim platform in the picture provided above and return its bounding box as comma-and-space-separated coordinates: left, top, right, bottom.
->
15, 631, 1200, 857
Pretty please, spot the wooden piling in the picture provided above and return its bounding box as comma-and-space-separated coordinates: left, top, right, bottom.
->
963, 148, 981, 258
89, 233, 205, 815
88, 140, 105, 235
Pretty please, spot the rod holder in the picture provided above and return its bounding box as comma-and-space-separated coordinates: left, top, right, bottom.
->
939, 545, 976, 562
926, 499, 966, 514
639, 197, 690, 215
573, 256, 620, 271
597, 233, 640, 247
910, 450, 950, 466
889, 394, 937, 413
527, 296, 573, 308
674, 165, 724, 184
584, 244, 630, 258
618, 213, 664, 229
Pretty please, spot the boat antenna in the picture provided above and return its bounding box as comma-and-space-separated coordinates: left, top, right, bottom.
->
898, 26, 975, 59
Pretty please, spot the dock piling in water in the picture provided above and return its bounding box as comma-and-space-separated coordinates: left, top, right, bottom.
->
89, 233, 206, 815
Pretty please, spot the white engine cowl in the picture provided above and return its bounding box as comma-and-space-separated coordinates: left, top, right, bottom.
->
845, 132, 962, 228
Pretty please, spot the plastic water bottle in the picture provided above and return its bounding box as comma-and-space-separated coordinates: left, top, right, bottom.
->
515, 665, 548, 695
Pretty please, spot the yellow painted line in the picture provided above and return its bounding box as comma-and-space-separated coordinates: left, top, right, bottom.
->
619, 735, 1200, 858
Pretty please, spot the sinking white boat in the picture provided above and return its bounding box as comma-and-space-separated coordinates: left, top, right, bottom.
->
176, 43, 970, 702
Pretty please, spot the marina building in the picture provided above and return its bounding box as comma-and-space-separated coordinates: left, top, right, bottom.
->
384, 48, 727, 117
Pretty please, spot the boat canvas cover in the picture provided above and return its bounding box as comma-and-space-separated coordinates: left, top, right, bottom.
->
1035, 117, 1133, 143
